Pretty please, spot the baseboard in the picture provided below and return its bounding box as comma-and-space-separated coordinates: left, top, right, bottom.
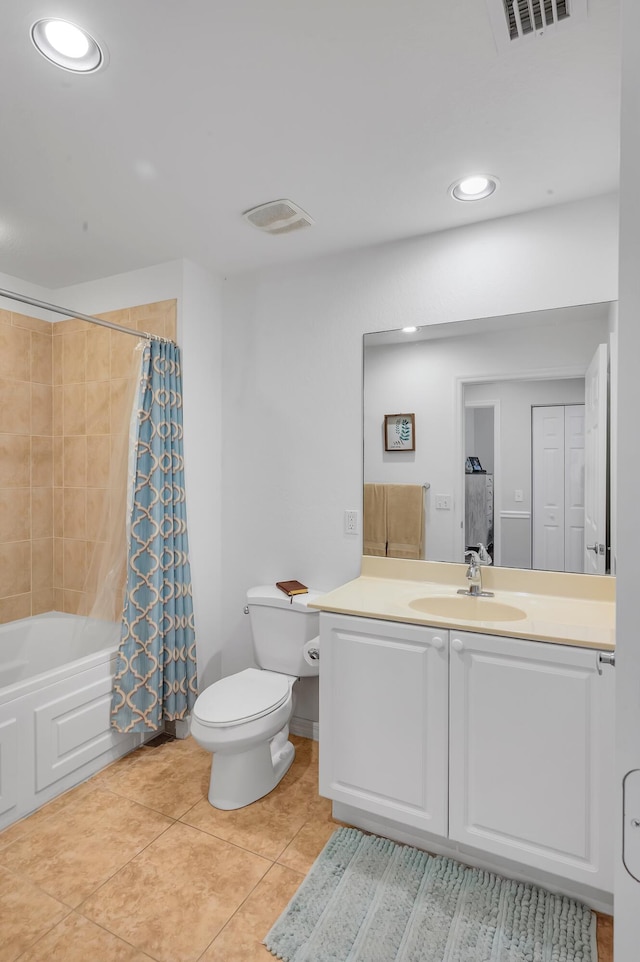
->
332, 801, 613, 915
289, 716, 319, 741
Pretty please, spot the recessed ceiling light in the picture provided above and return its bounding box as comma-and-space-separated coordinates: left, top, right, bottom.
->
31, 19, 106, 73
449, 174, 499, 202
402, 326, 419, 333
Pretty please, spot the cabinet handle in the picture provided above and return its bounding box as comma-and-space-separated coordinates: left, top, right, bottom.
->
451, 638, 464, 652
431, 636, 444, 649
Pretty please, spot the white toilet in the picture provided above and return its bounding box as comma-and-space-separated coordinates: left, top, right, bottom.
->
190, 585, 320, 810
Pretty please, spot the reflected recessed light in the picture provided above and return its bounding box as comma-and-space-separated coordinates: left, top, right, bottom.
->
31, 19, 106, 73
449, 174, 499, 202
402, 326, 419, 334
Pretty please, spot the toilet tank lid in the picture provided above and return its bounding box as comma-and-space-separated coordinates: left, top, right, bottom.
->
247, 585, 322, 611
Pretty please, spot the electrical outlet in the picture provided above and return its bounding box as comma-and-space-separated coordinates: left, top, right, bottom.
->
435, 494, 452, 511
514, 489, 524, 502
344, 509, 360, 535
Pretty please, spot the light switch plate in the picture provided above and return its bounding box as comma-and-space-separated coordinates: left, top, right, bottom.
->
435, 495, 452, 510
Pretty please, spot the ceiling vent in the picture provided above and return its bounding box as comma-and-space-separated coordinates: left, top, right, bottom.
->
486, 0, 588, 50
242, 199, 314, 235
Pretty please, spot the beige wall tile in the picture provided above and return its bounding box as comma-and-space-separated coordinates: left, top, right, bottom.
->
53, 538, 64, 588
53, 437, 63, 485
131, 299, 176, 324
53, 385, 63, 436
32, 538, 53, 590
63, 539, 87, 591
32, 486, 53, 539
31, 330, 53, 383
32, 588, 54, 615
111, 378, 135, 434
0, 434, 30, 486
63, 488, 87, 540
53, 488, 64, 539
62, 589, 84, 613
63, 383, 86, 435
0, 322, 30, 380
0, 592, 31, 623
0, 377, 30, 434
32, 436, 53, 487
86, 327, 111, 381
11, 313, 52, 334
63, 436, 87, 487
86, 488, 109, 541
53, 588, 64, 610
31, 382, 52, 436
110, 331, 138, 380
53, 318, 89, 335
53, 334, 63, 385
86, 381, 110, 434
63, 331, 86, 383
87, 436, 111, 487
0, 541, 31, 597
98, 308, 133, 329
0, 308, 11, 325
0, 487, 30, 542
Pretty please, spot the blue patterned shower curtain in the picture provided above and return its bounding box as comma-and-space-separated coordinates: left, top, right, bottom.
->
111, 341, 198, 733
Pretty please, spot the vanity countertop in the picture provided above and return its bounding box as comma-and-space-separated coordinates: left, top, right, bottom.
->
308, 557, 615, 651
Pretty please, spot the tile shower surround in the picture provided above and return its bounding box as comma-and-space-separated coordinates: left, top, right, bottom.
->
0, 301, 177, 624
0, 735, 613, 962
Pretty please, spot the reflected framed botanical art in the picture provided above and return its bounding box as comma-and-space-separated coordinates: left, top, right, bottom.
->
384, 413, 415, 452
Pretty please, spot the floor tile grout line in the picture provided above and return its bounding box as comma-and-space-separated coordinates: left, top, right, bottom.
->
193, 859, 307, 962
10, 902, 75, 962
74, 818, 180, 918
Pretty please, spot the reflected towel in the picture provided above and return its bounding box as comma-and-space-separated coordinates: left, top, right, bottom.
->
363, 483, 387, 556
386, 484, 424, 559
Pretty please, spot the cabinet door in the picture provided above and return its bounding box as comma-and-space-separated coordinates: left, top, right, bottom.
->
449, 631, 614, 890
319, 613, 448, 836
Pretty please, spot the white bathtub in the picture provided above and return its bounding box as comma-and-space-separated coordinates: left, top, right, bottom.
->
0, 613, 145, 831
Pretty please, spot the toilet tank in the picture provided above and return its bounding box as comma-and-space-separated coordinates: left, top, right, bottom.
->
246, 586, 321, 677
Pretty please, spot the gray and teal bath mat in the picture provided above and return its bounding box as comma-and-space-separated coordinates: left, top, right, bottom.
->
265, 827, 596, 961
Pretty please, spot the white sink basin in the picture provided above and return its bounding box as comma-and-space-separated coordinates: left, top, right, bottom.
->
408, 595, 527, 622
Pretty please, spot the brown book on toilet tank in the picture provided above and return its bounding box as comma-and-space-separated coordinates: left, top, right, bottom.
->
276, 580, 308, 597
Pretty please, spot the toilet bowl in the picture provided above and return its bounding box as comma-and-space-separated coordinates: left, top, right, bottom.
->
190, 668, 297, 809
190, 585, 321, 810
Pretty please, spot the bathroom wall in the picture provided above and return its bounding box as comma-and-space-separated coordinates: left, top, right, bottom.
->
0, 309, 53, 623
220, 194, 618, 723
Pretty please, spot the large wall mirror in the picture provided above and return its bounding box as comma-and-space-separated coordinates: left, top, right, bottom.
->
363, 302, 616, 576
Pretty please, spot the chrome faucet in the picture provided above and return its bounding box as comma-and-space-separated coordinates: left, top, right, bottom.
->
457, 546, 494, 597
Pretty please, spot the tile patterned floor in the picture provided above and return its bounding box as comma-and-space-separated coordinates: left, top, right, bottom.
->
0, 735, 614, 962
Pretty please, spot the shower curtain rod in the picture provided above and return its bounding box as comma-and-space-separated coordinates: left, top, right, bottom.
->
0, 287, 174, 343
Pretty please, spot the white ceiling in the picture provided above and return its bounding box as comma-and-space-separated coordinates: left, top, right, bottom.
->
0, 0, 621, 289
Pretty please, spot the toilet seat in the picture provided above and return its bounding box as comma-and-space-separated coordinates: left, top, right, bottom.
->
193, 668, 292, 728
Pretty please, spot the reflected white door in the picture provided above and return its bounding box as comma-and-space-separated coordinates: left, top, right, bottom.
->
584, 344, 608, 575
564, 405, 585, 573
532, 405, 585, 572
532, 407, 565, 570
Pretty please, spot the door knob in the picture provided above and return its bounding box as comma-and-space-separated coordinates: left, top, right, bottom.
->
452, 638, 464, 652
586, 544, 598, 553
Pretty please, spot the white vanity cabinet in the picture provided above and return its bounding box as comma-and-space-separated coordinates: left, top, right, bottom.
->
318, 613, 449, 835
448, 630, 614, 892
319, 612, 615, 899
